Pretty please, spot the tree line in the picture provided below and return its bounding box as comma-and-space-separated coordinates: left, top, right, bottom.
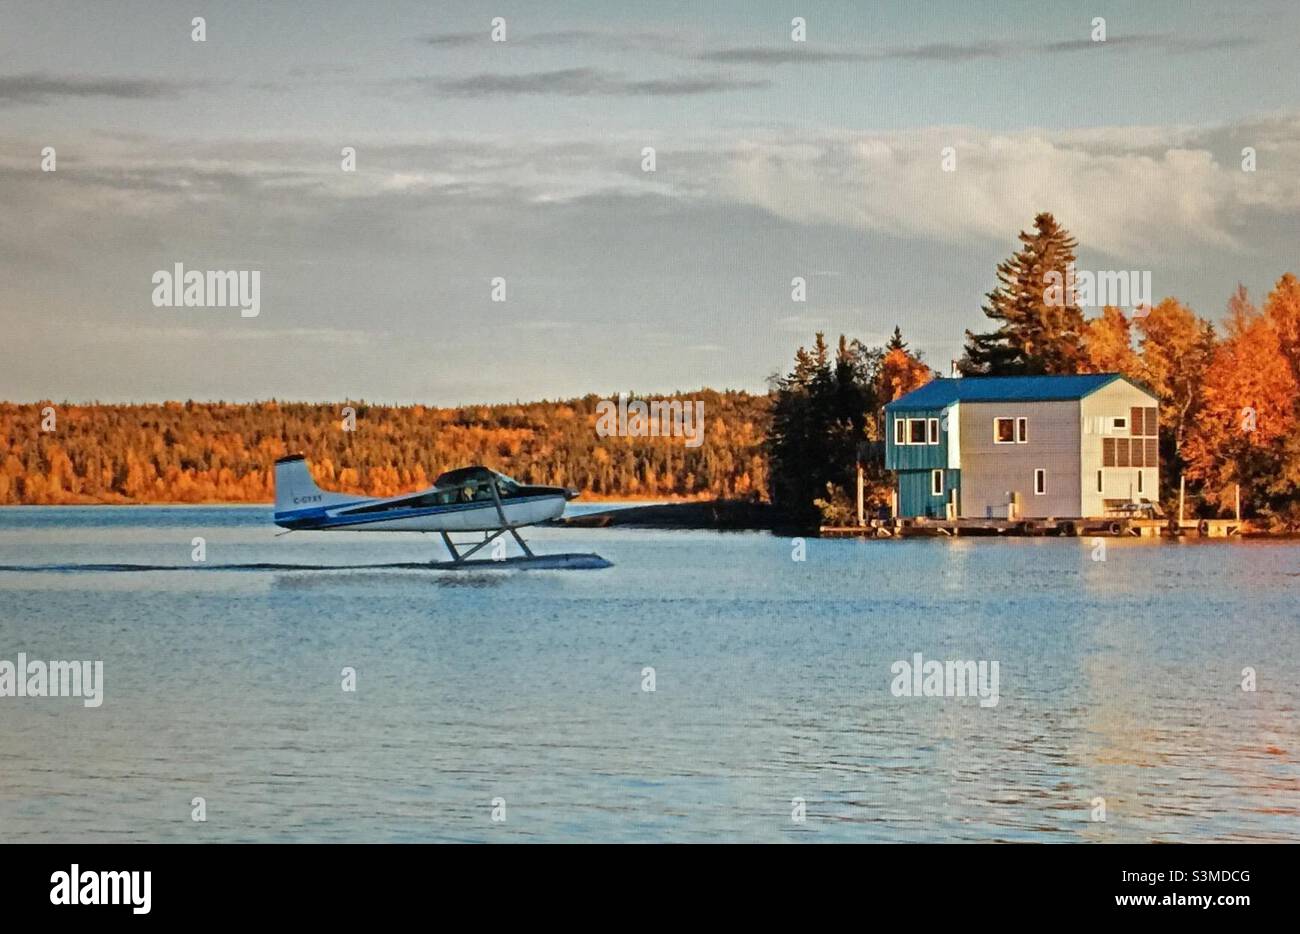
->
0, 391, 768, 505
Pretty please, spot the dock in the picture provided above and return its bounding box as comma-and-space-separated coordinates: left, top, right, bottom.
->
820, 516, 1243, 538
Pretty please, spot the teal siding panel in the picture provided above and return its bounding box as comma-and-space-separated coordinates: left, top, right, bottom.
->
897, 468, 961, 518
885, 408, 948, 470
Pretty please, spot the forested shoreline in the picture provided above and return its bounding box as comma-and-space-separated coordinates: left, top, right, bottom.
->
0, 391, 768, 505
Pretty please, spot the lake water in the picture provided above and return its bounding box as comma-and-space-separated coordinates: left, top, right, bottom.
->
0, 506, 1296, 842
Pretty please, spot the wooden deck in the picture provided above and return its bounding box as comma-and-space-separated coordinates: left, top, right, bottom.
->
820, 516, 1242, 538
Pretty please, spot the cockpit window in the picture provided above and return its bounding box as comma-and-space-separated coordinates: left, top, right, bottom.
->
435, 467, 523, 498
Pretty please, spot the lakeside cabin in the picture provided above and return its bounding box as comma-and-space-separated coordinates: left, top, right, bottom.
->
884, 374, 1160, 521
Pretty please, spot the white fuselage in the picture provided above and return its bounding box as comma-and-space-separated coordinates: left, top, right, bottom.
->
305, 494, 566, 533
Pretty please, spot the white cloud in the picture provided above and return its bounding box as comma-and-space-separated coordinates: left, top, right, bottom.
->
15, 119, 1298, 262
715, 122, 1300, 260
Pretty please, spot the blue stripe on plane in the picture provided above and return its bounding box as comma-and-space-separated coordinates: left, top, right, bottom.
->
274, 504, 339, 522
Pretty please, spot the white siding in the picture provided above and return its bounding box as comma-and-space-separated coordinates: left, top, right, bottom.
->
946, 403, 961, 469
1078, 380, 1160, 517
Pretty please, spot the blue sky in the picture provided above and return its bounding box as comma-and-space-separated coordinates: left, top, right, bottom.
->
2, 0, 1298, 402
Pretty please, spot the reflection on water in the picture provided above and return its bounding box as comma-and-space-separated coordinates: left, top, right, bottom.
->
0, 506, 1296, 842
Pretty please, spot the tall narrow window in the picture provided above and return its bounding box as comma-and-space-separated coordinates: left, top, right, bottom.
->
1137, 471, 1143, 494
894, 418, 905, 445
931, 469, 944, 496
1034, 468, 1046, 495
1097, 470, 1103, 493
928, 418, 939, 445
1016, 417, 1028, 443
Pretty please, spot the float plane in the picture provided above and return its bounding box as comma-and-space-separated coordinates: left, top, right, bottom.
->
273, 454, 610, 569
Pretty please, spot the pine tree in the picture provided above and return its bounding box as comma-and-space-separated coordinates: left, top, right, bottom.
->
960, 212, 1087, 375
766, 332, 908, 525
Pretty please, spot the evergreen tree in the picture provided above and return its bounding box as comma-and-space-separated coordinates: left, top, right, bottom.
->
766, 331, 928, 525
960, 212, 1087, 375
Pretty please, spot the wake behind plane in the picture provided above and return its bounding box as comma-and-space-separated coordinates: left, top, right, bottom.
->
273, 455, 610, 569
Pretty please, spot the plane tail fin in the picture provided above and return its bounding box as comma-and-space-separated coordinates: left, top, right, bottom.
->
273, 455, 353, 516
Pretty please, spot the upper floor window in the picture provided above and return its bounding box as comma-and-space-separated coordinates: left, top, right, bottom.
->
995, 417, 1028, 444
1130, 406, 1158, 436
895, 415, 942, 446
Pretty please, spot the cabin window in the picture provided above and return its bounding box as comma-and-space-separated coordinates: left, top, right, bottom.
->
994, 417, 1016, 444
1016, 417, 1028, 443
1097, 470, 1104, 493
457, 479, 496, 502
1111, 417, 1127, 433
496, 476, 522, 497
909, 419, 928, 444
1034, 469, 1046, 495
927, 418, 939, 445
931, 469, 944, 496
894, 418, 906, 445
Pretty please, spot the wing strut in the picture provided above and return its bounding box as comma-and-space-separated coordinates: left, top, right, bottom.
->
435, 480, 536, 563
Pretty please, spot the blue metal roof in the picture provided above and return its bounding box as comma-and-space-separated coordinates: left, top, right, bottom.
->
885, 373, 1140, 410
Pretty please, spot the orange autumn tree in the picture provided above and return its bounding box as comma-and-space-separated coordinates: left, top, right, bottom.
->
1182, 281, 1300, 523
877, 347, 934, 403
1081, 306, 1142, 376
1135, 297, 1217, 458
1265, 272, 1300, 384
